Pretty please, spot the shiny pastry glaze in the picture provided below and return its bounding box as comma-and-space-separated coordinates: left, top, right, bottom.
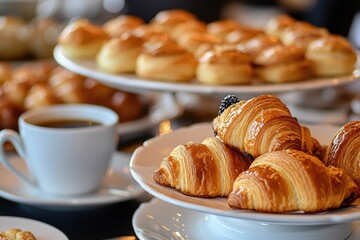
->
207, 19, 241, 36
152, 9, 197, 26
142, 41, 188, 56
103, 15, 144, 32
238, 35, 282, 57
307, 35, 357, 54
254, 45, 305, 66
58, 20, 108, 45
225, 28, 264, 44
103, 33, 144, 50
265, 14, 296, 34
198, 49, 251, 65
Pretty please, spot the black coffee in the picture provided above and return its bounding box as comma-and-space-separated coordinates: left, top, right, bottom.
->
35, 119, 101, 128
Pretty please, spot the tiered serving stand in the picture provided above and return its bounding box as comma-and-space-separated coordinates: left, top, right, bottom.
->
54, 46, 360, 240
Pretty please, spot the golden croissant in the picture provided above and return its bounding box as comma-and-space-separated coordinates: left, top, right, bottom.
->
153, 136, 252, 197
323, 121, 360, 187
228, 149, 359, 213
213, 94, 302, 158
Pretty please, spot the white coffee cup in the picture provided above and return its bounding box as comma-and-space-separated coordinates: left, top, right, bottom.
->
0, 104, 119, 196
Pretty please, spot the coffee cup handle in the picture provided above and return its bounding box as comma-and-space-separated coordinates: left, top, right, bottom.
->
0, 129, 36, 186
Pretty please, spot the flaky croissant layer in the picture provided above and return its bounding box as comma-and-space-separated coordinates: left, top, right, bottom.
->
228, 149, 359, 213
153, 137, 252, 197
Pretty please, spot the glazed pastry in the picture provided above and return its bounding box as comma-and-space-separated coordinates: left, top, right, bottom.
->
196, 49, 253, 85
96, 32, 144, 73
103, 15, 144, 37
225, 28, 263, 46
306, 35, 357, 77
281, 21, 328, 50
133, 24, 170, 42
213, 94, 302, 158
254, 45, 313, 83
150, 9, 197, 34
153, 137, 252, 197
136, 41, 196, 82
207, 19, 242, 40
171, 20, 207, 40
300, 125, 324, 159
0, 228, 36, 240
228, 149, 359, 213
0, 16, 29, 60
24, 84, 59, 110
265, 14, 296, 38
1, 81, 29, 110
58, 20, 109, 59
12, 60, 56, 85
237, 34, 282, 61
323, 121, 360, 187
177, 31, 222, 55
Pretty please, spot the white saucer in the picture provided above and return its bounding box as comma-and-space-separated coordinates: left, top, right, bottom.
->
0, 152, 144, 209
0, 216, 68, 240
133, 198, 360, 240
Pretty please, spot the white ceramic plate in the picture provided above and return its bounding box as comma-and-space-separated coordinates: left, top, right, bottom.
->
0, 152, 143, 209
0, 216, 68, 240
54, 46, 360, 95
130, 122, 360, 225
133, 198, 360, 240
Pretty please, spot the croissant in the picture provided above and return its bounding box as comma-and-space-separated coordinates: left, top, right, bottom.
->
153, 136, 252, 197
323, 121, 360, 187
213, 95, 302, 158
228, 149, 359, 213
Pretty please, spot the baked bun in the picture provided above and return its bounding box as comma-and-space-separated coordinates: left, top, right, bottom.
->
0, 16, 29, 60
0, 228, 36, 240
103, 15, 144, 37
207, 19, 242, 40
306, 35, 357, 77
196, 49, 253, 85
150, 9, 197, 34
281, 21, 329, 50
96, 32, 144, 73
171, 20, 207, 40
177, 31, 222, 55
136, 41, 196, 82
225, 28, 263, 46
27, 17, 64, 58
133, 24, 170, 42
265, 14, 296, 38
238, 34, 282, 61
11, 60, 56, 85
24, 84, 59, 110
254, 45, 313, 83
58, 20, 109, 59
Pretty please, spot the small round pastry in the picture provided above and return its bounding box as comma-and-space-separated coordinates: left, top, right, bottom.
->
281, 21, 329, 50
133, 24, 170, 42
225, 28, 264, 45
103, 15, 145, 37
254, 45, 313, 83
151, 9, 197, 34
107, 91, 147, 122
12, 60, 57, 85
207, 19, 242, 40
306, 35, 357, 77
58, 20, 109, 59
0, 16, 29, 60
96, 32, 144, 73
177, 31, 222, 55
196, 49, 253, 85
171, 20, 207, 40
136, 41, 196, 82
265, 14, 296, 38
0, 63, 13, 85
24, 84, 60, 110
1, 80, 29, 110
27, 17, 64, 58
83, 78, 115, 104
237, 34, 282, 61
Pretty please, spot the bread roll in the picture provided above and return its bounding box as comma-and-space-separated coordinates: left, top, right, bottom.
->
136, 41, 196, 82
151, 9, 197, 34
265, 14, 296, 38
254, 45, 313, 83
0, 16, 29, 60
58, 20, 109, 59
196, 49, 253, 85
103, 15, 144, 37
306, 35, 357, 77
133, 24, 170, 42
281, 21, 329, 50
225, 28, 263, 45
177, 31, 222, 55
207, 19, 242, 40
171, 20, 207, 40
96, 32, 144, 73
